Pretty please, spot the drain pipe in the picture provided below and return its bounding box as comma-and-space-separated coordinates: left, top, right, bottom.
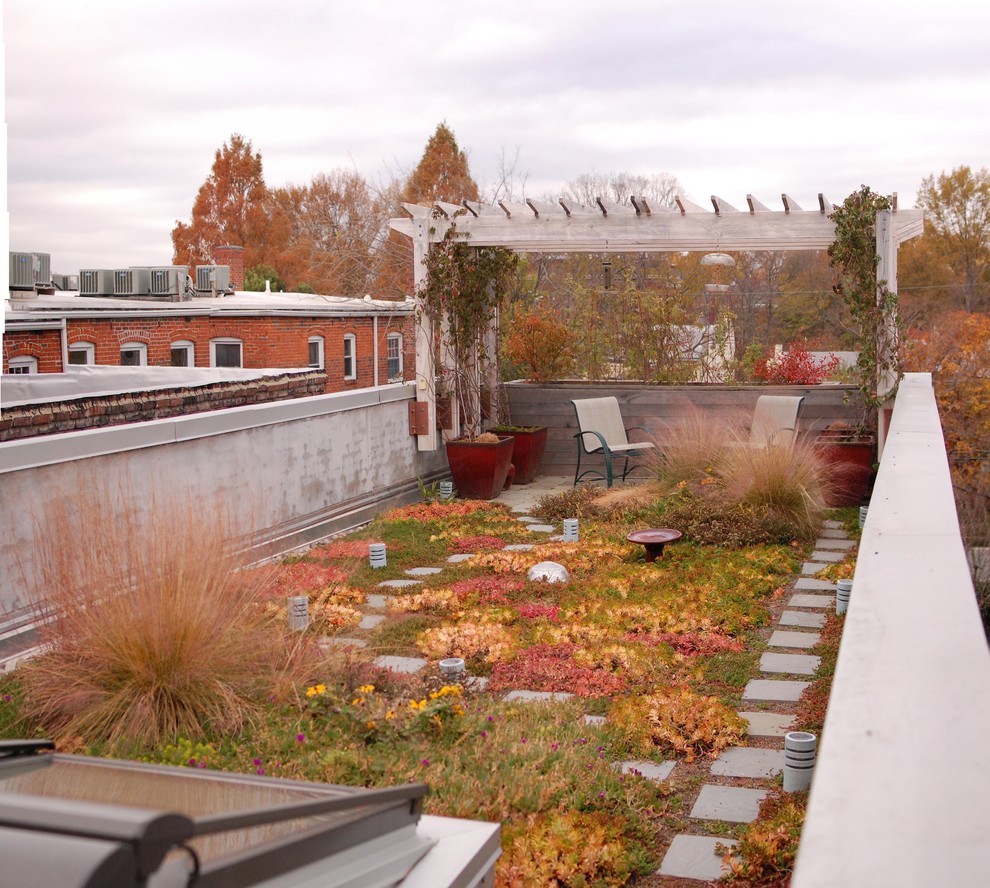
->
60, 317, 69, 370
373, 316, 379, 387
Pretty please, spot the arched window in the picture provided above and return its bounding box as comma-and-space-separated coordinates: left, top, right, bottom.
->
211, 337, 243, 368
5, 356, 38, 374
170, 340, 195, 367
308, 336, 325, 369
343, 334, 357, 380
387, 334, 403, 382
120, 342, 148, 366
68, 341, 95, 366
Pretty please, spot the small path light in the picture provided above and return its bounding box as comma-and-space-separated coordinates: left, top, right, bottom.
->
859, 505, 869, 528
439, 657, 466, 678
439, 480, 454, 499
563, 518, 579, 542
287, 596, 309, 631
836, 579, 852, 614
783, 731, 817, 792
369, 543, 387, 569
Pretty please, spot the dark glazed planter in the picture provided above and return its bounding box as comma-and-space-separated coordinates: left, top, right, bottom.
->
816, 434, 875, 507
445, 436, 515, 500
491, 426, 548, 484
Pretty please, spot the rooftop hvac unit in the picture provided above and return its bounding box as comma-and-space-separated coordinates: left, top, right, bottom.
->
52, 273, 79, 291
150, 265, 188, 297
79, 269, 115, 296
113, 268, 151, 297
9, 253, 34, 289
9, 252, 51, 289
195, 265, 231, 293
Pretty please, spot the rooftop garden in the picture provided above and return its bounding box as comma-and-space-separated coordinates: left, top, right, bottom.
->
0, 425, 853, 887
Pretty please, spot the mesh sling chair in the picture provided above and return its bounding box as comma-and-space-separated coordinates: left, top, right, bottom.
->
571, 397, 656, 487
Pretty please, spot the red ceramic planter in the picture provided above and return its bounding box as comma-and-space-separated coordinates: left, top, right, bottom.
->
817, 437, 875, 507
445, 436, 515, 500
492, 426, 548, 484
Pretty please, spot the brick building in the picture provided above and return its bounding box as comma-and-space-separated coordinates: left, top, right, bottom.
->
3, 287, 416, 395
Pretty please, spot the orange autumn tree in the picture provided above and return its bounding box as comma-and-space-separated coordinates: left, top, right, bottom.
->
172, 133, 284, 272
376, 122, 481, 298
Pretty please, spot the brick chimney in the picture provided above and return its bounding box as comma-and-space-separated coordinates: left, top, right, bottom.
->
213, 245, 245, 291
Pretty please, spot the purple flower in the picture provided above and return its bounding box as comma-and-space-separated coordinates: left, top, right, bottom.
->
2, 694, 11, 702
480, 731, 487, 738
188, 758, 197, 767
520, 738, 527, 744
253, 758, 263, 766
197, 762, 206, 769
551, 743, 559, 751
296, 733, 306, 743
487, 715, 494, 722
421, 758, 430, 766
256, 767, 266, 776
598, 791, 606, 798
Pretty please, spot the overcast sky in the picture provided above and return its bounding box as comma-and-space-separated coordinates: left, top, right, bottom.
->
6, 0, 989, 276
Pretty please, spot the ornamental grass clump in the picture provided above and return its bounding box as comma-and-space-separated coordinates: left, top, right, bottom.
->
720, 436, 830, 540
651, 409, 733, 490
18, 490, 318, 749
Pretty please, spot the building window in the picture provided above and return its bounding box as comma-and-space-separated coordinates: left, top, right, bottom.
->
387, 334, 403, 382
308, 336, 325, 369
211, 338, 243, 368
170, 341, 195, 367
343, 334, 356, 380
6, 356, 38, 374
120, 342, 148, 366
68, 342, 95, 365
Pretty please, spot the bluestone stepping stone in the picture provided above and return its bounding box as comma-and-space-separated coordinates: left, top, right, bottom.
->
503, 690, 574, 703
788, 593, 834, 608
761, 652, 821, 676
769, 630, 821, 649
658, 835, 737, 880
743, 679, 810, 702
464, 676, 489, 691
320, 636, 367, 650
516, 516, 540, 523
503, 544, 534, 551
690, 784, 767, 823
823, 519, 842, 529
525, 524, 555, 533
820, 529, 848, 540
739, 711, 796, 737
364, 593, 392, 610
794, 577, 836, 591
615, 760, 676, 781
780, 610, 826, 628
810, 550, 845, 563
711, 747, 785, 778
373, 655, 427, 674
816, 538, 856, 550
358, 614, 384, 630
378, 579, 422, 588
801, 562, 829, 575
406, 567, 442, 576
584, 714, 606, 727
447, 553, 475, 563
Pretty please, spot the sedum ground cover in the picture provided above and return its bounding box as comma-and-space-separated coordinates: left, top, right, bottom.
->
0, 489, 844, 887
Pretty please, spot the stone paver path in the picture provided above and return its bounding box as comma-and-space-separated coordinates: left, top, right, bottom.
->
659, 835, 738, 881
769, 629, 821, 649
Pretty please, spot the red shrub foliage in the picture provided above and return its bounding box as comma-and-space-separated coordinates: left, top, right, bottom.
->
269, 562, 349, 597
515, 603, 561, 622
627, 632, 745, 656
488, 644, 628, 698
753, 342, 840, 385
449, 576, 526, 605
448, 535, 507, 553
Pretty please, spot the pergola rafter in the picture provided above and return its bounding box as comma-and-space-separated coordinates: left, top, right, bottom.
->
390, 192, 924, 451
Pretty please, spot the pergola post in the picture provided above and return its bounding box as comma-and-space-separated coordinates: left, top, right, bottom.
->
875, 208, 898, 455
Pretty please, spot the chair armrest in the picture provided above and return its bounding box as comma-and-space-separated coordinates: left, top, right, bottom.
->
574, 429, 610, 454
625, 425, 651, 441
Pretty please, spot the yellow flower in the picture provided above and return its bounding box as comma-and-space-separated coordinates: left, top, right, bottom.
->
351, 697, 365, 706
357, 684, 375, 694
386, 710, 396, 720
306, 684, 327, 698
408, 699, 427, 711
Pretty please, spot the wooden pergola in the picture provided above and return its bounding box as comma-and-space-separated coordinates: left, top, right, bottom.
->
390, 193, 924, 451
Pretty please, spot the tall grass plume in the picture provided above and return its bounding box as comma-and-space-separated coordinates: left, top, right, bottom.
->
18, 486, 317, 749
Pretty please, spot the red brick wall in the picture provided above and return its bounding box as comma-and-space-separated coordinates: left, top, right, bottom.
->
213, 245, 245, 290
3, 314, 417, 392
2, 328, 64, 372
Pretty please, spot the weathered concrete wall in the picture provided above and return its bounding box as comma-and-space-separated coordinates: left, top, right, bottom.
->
0, 384, 445, 621
504, 382, 866, 478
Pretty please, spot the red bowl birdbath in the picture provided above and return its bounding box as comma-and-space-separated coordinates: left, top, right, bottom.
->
627, 528, 683, 562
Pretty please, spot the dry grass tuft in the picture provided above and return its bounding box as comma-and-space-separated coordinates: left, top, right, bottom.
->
651, 409, 734, 489
19, 486, 319, 749
720, 435, 830, 539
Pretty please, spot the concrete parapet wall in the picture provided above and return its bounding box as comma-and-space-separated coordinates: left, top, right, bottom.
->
792, 374, 990, 887
0, 383, 445, 620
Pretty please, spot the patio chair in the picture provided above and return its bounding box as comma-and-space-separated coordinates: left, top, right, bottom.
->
571, 397, 656, 487
747, 395, 805, 446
